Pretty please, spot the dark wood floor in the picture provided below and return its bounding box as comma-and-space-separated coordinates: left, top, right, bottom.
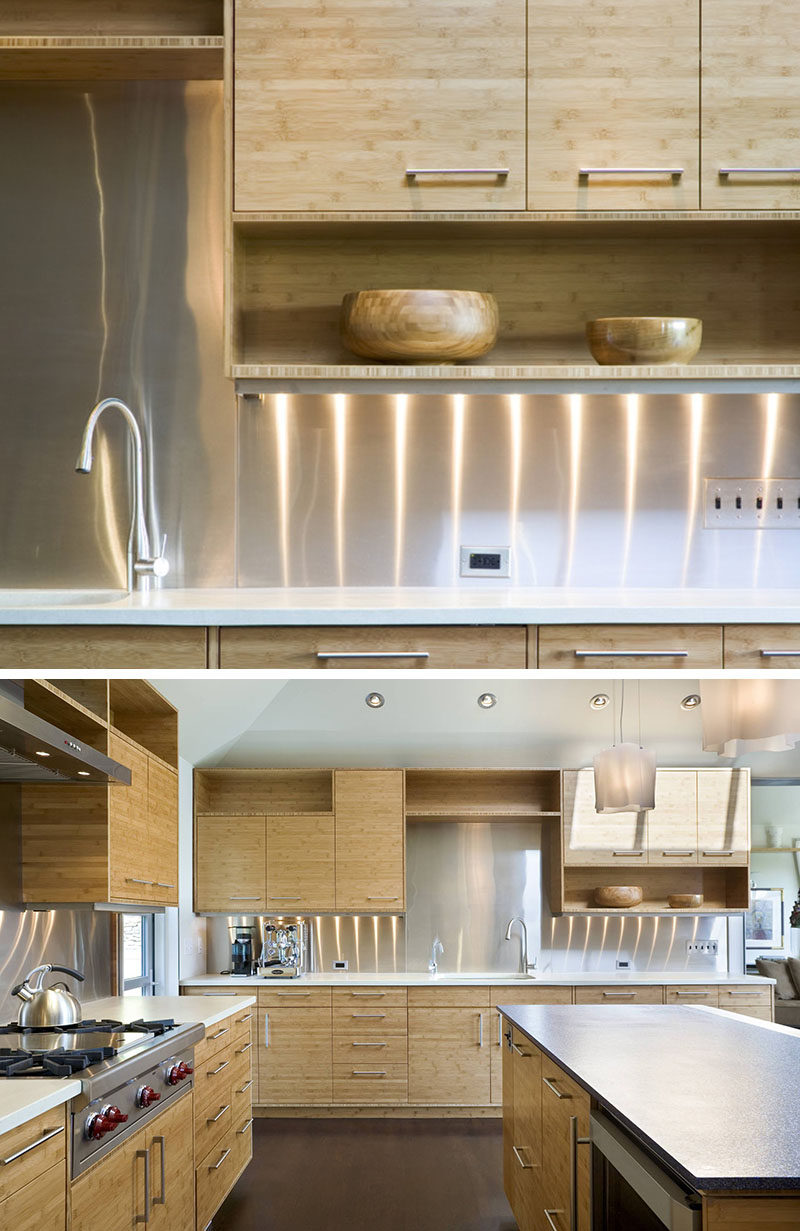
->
213, 1118, 517, 1231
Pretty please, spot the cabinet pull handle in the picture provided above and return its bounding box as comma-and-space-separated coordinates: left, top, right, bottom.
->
512, 1145, 535, 1169
701, 850, 734, 856
316, 650, 430, 660
510, 1041, 531, 1057
126, 877, 155, 886
236, 1042, 253, 1054
352, 1041, 388, 1047
269, 896, 301, 901
720, 167, 800, 176
613, 850, 644, 857
238, 1117, 254, 1134
544, 1211, 563, 1231
237, 1013, 254, 1023
152, 1135, 166, 1207
207, 1104, 230, 1124
405, 167, 509, 177
573, 649, 688, 658
209, 1027, 229, 1040
350, 992, 386, 997
661, 851, 694, 856
239, 1079, 254, 1093
498, 1015, 503, 1047
723, 991, 764, 998
135, 1148, 150, 1224
602, 991, 636, 998
229, 896, 262, 900
760, 649, 800, 657
210, 1148, 231, 1171
155, 882, 175, 889
478, 1013, 484, 1048
264, 1012, 269, 1046
1, 1125, 63, 1165
352, 1012, 386, 1018
277, 991, 311, 996
207, 1060, 229, 1076
366, 897, 400, 901
578, 167, 683, 177
352, 1070, 388, 1077
542, 1076, 571, 1099
674, 991, 711, 997
570, 1115, 591, 1230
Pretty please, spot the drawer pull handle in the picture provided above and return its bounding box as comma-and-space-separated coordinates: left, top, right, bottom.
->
350, 992, 387, 997
236, 1042, 253, 1054
579, 167, 683, 178
405, 167, 509, 178
229, 896, 262, 901
352, 1041, 388, 1047
544, 1210, 563, 1230
155, 882, 175, 889
674, 991, 711, 997
208, 1027, 229, 1040
268, 897, 301, 901
207, 1060, 229, 1076
724, 992, 764, 998
316, 650, 430, 660
542, 1076, 571, 1099
720, 167, 800, 176
573, 649, 688, 658
126, 877, 155, 886
352, 1012, 386, 1018
510, 1042, 531, 1057
701, 850, 734, 857
1, 1125, 63, 1166
210, 1148, 231, 1172
238, 1117, 254, 1134
512, 1145, 535, 1169
366, 897, 400, 901
613, 851, 644, 857
352, 1070, 388, 1077
239, 1079, 254, 1093
277, 992, 311, 997
760, 650, 800, 657
207, 1104, 230, 1124
661, 851, 694, 857
237, 1013, 254, 1023
602, 991, 636, 998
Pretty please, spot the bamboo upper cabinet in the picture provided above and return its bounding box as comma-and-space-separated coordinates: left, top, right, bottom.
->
562, 769, 648, 865
703, 0, 800, 209
196, 815, 267, 913
233, 0, 526, 211
266, 814, 335, 913
697, 768, 750, 865
528, 0, 700, 210
334, 770, 405, 911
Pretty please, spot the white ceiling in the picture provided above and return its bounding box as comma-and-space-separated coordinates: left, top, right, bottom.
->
152, 677, 800, 779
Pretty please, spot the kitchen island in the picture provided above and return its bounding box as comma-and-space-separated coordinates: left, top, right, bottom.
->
499, 1003, 800, 1230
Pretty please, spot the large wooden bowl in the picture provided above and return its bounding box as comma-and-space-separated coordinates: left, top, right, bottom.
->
593, 885, 643, 909
340, 289, 499, 361
586, 316, 702, 365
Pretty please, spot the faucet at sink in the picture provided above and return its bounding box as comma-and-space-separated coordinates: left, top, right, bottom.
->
504, 916, 537, 976
428, 936, 444, 975
75, 397, 169, 592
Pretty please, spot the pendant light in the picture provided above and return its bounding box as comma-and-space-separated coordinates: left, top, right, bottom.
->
594, 681, 656, 813
701, 679, 800, 756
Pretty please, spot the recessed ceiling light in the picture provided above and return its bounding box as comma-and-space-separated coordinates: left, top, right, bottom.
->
34, 750, 50, 757
77, 770, 91, 777
477, 692, 497, 709
365, 692, 385, 709
589, 693, 610, 710
681, 694, 701, 710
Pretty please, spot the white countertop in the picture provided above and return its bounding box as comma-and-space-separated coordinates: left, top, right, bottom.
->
1, 586, 799, 625
180, 971, 773, 988
0, 1080, 80, 1139
85, 994, 256, 1029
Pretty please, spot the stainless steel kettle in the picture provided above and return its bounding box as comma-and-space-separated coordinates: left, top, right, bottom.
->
11, 964, 85, 1028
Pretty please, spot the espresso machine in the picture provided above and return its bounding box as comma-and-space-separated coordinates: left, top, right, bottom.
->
229, 925, 256, 976
258, 918, 306, 978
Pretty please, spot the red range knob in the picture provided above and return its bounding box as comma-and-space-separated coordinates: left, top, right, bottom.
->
103, 1105, 129, 1125
137, 1085, 161, 1108
85, 1113, 114, 1141
167, 1061, 193, 1085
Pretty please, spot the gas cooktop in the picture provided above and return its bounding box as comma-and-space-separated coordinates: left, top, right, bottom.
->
0, 1018, 181, 1074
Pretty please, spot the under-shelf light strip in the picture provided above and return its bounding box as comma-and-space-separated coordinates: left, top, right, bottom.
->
753, 392, 780, 586
275, 393, 290, 587
620, 393, 640, 586
680, 394, 705, 586
451, 394, 466, 584
334, 393, 347, 587
394, 394, 408, 587
564, 394, 583, 586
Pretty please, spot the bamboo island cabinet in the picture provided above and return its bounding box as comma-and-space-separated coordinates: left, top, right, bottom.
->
20, 680, 179, 909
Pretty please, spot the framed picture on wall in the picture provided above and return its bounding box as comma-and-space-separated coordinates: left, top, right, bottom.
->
745, 887, 784, 951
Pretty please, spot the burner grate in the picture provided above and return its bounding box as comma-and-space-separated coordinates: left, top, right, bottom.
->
0, 1046, 116, 1077
0, 1017, 177, 1038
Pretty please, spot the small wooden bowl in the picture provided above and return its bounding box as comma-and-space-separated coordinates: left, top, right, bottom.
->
593, 886, 643, 909
340, 289, 499, 362
667, 893, 704, 909
586, 316, 702, 365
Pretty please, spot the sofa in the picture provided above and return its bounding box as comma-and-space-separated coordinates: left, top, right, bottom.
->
755, 956, 800, 1027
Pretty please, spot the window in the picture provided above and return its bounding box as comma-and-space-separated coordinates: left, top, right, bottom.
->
120, 914, 156, 996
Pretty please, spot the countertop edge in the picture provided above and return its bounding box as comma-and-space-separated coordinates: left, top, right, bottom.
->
84, 994, 256, 1030
0, 1080, 80, 1138
179, 973, 774, 988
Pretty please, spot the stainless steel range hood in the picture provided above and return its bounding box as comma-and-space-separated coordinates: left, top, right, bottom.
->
0, 692, 131, 785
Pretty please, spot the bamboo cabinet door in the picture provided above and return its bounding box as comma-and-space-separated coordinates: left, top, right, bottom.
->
233, 0, 526, 211
646, 770, 698, 864
334, 770, 405, 911
508, 1029, 543, 1231
108, 733, 154, 903
147, 759, 179, 906
266, 815, 335, 912
71, 1131, 145, 1231
195, 815, 267, 912
257, 1005, 333, 1104
147, 1094, 194, 1231
540, 1063, 591, 1231
697, 769, 749, 866
528, 0, 699, 209
562, 770, 647, 866
703, 0, 800, 208
408, 1008, 490, 1105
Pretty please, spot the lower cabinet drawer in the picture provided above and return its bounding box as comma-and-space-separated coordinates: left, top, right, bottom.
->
0, 1108, 66, 1204
195, 1095, 233, 1164
232, 1007, 256, 1047
232, 1072, 256, 1119
230, 1036, 255, 1081
717, 986, 772, 1007
333, 1035, 408, 1063
664, 986, 719, 1006
537, 624, 723, 669
490, 986, 573, 1008
218, 625, 528, 669
573, 986, 664, 1006
723, 624, 800, 669
197, 1129, 239, 1231
195, 1020, 235, 1070
719, 1005, 773, 1021
194, 1043, 234, 1115
333, 1064, 408, 1104
333, 1006, 408, 1035
231, 1110, 253, 1177
0, 1158, 65, 1231
0, 626, 208, 669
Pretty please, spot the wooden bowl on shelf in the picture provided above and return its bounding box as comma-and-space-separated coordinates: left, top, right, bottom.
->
340, 289, 499, 362
667, 893, 704, 909
593, 886, 643, 909
586, 316, 702, 365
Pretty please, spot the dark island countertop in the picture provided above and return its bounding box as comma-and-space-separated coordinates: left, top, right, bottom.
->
498, 1004, 800, 1193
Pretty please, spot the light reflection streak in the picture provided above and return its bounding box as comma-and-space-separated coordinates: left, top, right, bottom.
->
84, 94, 108, 400
647, 918, 659, 968
753, 393, 780, 584
621, 394, 640, 585
393, 394, 408, 586
564, 395, 583, 585
334, 394, 347, 586
275, 394, 290, 587
451, 395, 466, 582
680, 394, 704, 585
580, 917, 591, 970
373, 916, 380, 971
391, 915, 398, 972
508, 395, 523, 565
664, 917, 677, 967
353, 914, 360, 969
333, 915, 341, 962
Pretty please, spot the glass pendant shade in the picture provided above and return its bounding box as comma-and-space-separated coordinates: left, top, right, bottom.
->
593, 743, 656, 814
701, 680, 800, 756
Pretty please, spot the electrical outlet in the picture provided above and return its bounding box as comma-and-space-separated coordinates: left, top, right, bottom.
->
459, 546, 511, 577
704, 478, 800, 528
182, 939, 194, 957
686, 940, 719, 956
332, 960, 349, 971
616, 959, 631, 970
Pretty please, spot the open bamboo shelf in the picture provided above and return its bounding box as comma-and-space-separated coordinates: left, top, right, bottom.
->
194, 769, 335, 816
553, 865, 751, 916
404, 769, 561, 818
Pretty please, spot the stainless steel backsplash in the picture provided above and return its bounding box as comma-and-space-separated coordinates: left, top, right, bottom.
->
206, 822, 732, 976
2, 82, 800, 590
0, 787, 113, 1022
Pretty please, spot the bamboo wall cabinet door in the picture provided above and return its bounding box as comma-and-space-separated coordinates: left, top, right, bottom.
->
257, 990, 333, 1105
697, 769, 749, 866
528, 0, 699, 210
334, 770, 405, 912
195, 815, 267, 912
108, 732, 154, 904
408, 992, 491, 1106
147, 757, 179, 906
646, 770, 698, 865
505, 1027, 543, 1231
266, 815, 335, 913
540, 1059, 592, 1231
703, 0, 800, 209
562, 769, 648, 866
234, 0, 526, 212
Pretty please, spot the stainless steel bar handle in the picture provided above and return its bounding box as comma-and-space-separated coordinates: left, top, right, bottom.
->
207, 1104, 230, 1124
229, 896, 262, 900
510, 1041, 530, 1057
366, 897, 400, 901
352, 1012, 386, 1018
352, 1070, 388, 1076
702, 850, 734, 856
207, 1060, 229, 1076
602, 991, 636, 998
269, 896, 301, 901
1, 1125, 63, 1165
236, 1042, 253, 1054
760, 650, 800, 657
238, 1118, 254, 1134
152, 1136, 166, 1207
543, 1076, 571, 1099
264, 1012, 269, 1047
478, 1013, 484, 1047
127, 877, 155, 886
512, 1145, 535, 1169
239, 1079, 254, 1093
277, 991, 310, 996
406, 167, 509, 177
579, 167, 683, 176
316, 651, 430, 660
498, 1015, 503, 1047
135, 1149, 150, 1224
661, 850, 694, 856
573, 649, 688, 658
352, 1041, 388, 1047
237, 1013, 254, 1023
351, 991, 386, 997
210, 1148, 231, 1171
209, 1027, 229, 1040
613, 851, 644, 857
674, 991, 710, 997
155, 882, 175, 888
569, 1115, 591, 1231
720, 167, 800, 175
544, 1211, 563, 1231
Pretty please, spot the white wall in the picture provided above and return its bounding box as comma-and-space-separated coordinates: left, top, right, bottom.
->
750, 784, 800, 957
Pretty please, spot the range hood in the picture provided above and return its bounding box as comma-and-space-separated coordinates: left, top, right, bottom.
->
0, 691, 131, 785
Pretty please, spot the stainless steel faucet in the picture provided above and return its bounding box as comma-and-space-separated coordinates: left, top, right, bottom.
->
504, 916, 537, 976
75, 397, 169, 592
428, 936, 444, 975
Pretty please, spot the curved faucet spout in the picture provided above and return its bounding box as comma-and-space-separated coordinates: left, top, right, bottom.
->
504, 916, 536, 976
